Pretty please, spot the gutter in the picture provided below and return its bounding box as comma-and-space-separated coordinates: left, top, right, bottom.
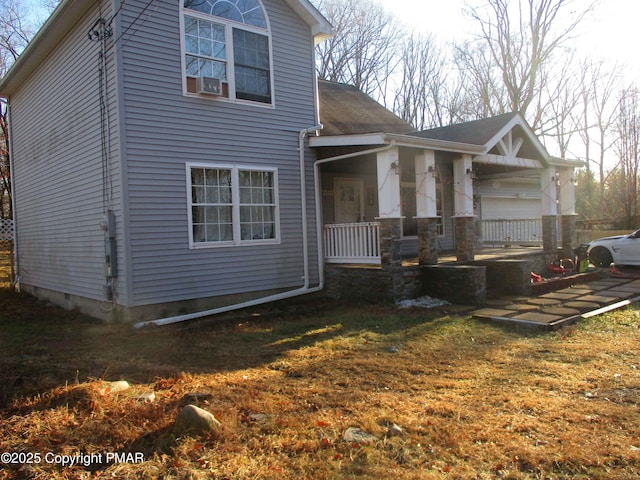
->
134, 124, 324, 328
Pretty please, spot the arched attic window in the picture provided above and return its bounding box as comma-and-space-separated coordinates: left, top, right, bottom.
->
182, 0, 272, 104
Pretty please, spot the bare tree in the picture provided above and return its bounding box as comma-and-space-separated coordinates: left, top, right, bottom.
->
454, 0, 595, 133
611, 86, 640, 228
580, 61, 620, 190
453, 40, 507, 120
392, 32, 454, 130
312, 0, 403, 101
538, 60, 582, 158
1, 0, 36, 219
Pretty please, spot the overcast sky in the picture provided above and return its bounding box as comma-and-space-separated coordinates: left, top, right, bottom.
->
377, 0, 640, 80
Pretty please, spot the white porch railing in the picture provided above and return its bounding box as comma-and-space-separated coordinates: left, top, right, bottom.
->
323, 222, 381, 264
480, 218, 542, 246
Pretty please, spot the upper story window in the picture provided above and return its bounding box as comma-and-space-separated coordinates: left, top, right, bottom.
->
182, 0, 272, 105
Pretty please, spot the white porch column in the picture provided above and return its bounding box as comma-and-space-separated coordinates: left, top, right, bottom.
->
376, 146, 403, 271
541, 167, 559, 215
453, 154, 474, 217
558, 167, 578, 254
415, 149, 439, 264
376, 147, 402, 218
453, 154, 475, 261
558, 168, 576, 215
415, 149, 437, 218
541, 167, 559, 252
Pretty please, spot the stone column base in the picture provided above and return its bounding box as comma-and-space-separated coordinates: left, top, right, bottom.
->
542, 215, 559, 252
416, 217, 439, 265
377, 217, 403, 271
455, 216, 475, 262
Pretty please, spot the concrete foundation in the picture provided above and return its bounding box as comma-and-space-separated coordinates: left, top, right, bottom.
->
21, 283, 300, 323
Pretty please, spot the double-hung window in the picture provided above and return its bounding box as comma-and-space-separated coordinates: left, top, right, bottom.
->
182, 0, 272, 104
187, 163, 279, 247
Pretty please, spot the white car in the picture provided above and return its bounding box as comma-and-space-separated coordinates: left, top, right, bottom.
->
587, 229, 640, 267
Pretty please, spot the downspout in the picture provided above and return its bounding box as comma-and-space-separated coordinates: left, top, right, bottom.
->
5, 100, 20, 292
134, 124, 324, 328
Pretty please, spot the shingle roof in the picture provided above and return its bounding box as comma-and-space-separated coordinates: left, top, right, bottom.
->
410, 112, 521, 145
318, 80, 416, 136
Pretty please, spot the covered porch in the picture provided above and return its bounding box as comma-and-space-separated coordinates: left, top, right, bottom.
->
312, 124, 580, 268
312, 83, 584, 306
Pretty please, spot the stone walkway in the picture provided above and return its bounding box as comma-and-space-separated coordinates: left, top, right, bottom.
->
472, 277, 640, 329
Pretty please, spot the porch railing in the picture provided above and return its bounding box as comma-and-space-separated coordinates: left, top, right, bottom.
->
480, 218, 542, 246
323, 222, 381, 264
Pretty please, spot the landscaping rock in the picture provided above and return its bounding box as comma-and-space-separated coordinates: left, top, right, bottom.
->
175, 404, 221, 434
99, 380, 130, 395
134, 392, 156, 403
343, 427, 377, 444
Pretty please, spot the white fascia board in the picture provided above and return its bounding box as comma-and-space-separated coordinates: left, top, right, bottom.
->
284, 0, 333, 43
548, 156, 587, 168
310, 132, 485, 155
0, 0, 92, 96
384, 133, 484, 154
309, 133, 388, 148
473, 153, 542, 169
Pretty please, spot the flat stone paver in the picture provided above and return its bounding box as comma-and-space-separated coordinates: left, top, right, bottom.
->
540, 292, 581, 300
580, 294, 617, 305
596, 289, 631, 298
504, 303, 540, 312
541, 306, 582, 316
512, 312, 564, 324
564, 301, 602, 311
527, 298, 562, 306
472, 308, 517, 318
609, 285, 640, 294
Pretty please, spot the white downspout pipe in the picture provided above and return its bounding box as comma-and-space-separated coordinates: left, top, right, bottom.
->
134, 124, 324, 328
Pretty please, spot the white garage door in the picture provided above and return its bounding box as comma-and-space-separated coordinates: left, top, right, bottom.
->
481, 196, 541, 220
480, 196, 542, 245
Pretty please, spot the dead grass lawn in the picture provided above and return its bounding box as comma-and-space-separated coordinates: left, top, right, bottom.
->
0, 290, 639, 479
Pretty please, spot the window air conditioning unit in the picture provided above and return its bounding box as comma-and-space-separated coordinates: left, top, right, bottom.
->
196, 76, 222, 95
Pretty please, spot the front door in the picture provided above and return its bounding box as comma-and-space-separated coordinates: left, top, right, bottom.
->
334, 178, 364, 223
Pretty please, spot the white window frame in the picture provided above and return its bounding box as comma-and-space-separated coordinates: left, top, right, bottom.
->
180, 1, 275, 107
186, 162, 280, 248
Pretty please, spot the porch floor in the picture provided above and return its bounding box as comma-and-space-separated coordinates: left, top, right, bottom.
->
401, 246, 544, 266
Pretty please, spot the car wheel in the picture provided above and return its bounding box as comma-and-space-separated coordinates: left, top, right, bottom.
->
589, 246, 613, 268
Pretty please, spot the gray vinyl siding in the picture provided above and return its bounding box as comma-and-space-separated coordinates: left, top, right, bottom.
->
10, 0, 125, 302
119, 0, 320, 306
